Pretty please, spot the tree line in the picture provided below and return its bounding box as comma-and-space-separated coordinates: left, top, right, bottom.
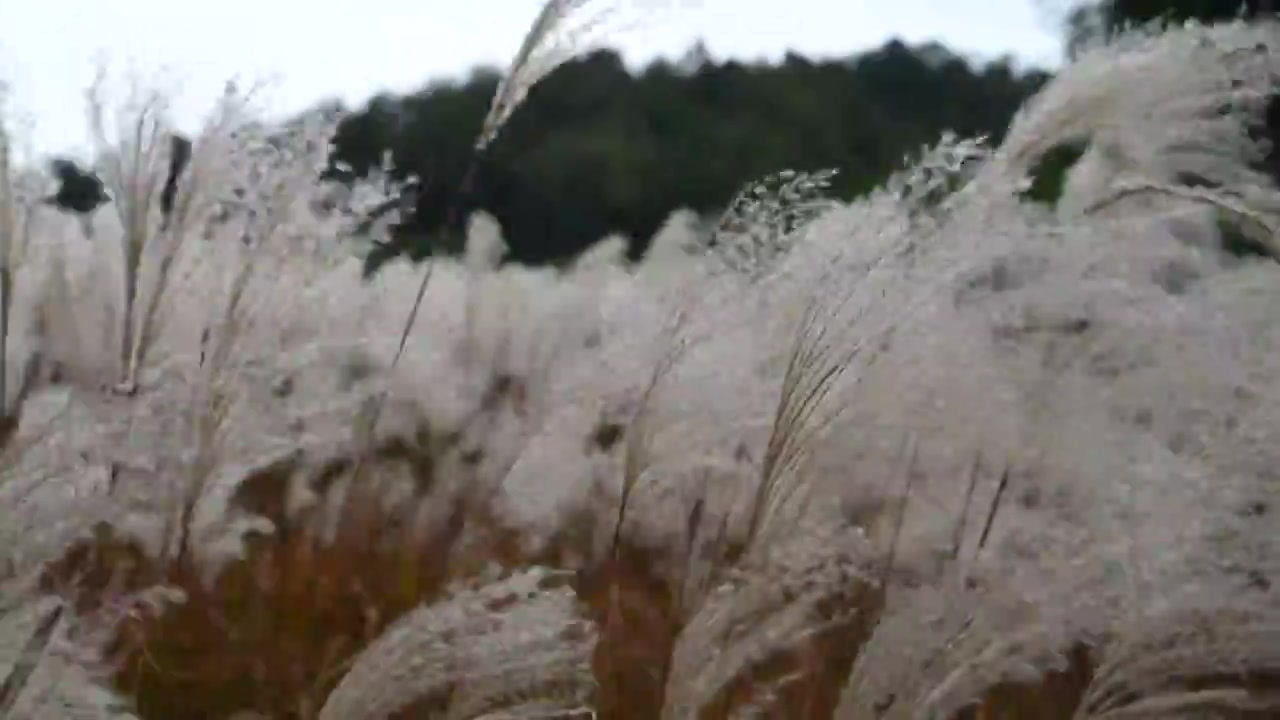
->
324, 41, 1051, 272
331, 0, 1273, 273
1066, 0, 1272, 57
41, 2, 1269, 273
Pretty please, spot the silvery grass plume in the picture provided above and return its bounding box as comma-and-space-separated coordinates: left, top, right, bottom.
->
0, 83, 46, 420
364, 0, 696, 470
828, 18, 1280, 719
476, 0, 693, 153
316, 568, 596, 720
0, 1, 707, 715
1, 13, 1279, 720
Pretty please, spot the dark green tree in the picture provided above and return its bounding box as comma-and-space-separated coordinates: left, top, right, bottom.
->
324, 40, 1050, 273
1067, 0, 1270, 55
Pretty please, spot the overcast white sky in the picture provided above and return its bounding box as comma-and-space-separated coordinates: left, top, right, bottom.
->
0, 0, 1066, 157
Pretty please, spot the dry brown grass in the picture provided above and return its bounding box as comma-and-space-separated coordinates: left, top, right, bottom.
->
29, 430, 891, 719
29, 449, 1202, 720
951, 645, 1094, 720
14, 356, 1279, 718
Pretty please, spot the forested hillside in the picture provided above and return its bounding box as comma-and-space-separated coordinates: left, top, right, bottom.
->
324, 41, 1050, 268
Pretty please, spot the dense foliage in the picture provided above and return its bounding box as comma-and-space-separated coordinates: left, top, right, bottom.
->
1066, 0, 1272, 56
324, 42, 1050, 269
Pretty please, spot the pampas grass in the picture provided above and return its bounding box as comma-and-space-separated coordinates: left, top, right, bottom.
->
1, 11, 1279, 720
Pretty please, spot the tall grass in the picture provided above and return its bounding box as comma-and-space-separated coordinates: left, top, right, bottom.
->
1, 10, 1279, 720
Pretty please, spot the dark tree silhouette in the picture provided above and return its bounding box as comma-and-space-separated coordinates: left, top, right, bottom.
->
45, 159, 109, 215
44, 158, 110, 239
160, 133, 193, 230
322, 42, 1051, 275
